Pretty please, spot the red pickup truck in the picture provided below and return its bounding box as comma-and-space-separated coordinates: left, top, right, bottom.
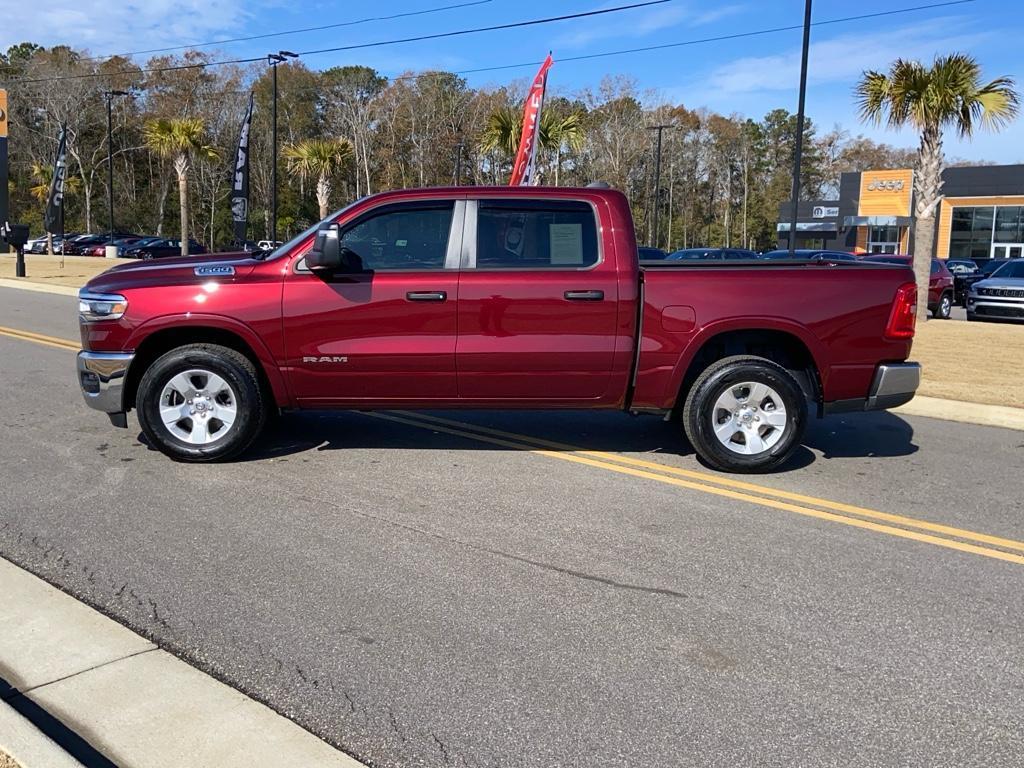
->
76, 186, 920, 472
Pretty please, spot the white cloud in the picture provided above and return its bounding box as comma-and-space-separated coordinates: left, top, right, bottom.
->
705, 16, 989, 94
554, 1, 745, 50
0, 0, 254, 59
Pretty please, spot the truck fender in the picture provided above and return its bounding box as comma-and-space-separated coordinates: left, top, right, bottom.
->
124, 313, 292, 407
663, 316, 827, 408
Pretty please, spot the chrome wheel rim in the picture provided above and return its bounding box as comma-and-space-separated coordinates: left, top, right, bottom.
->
940, 296, 951, 316
711, 381, 788, 455
158, 369, 238, 445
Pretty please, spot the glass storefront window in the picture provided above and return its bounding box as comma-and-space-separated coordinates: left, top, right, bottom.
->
949, 205, 995, 259
994, 206, 1024, 243
868, 224, 900, 253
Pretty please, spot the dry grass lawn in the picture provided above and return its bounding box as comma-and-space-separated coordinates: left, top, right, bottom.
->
0, 254, 115, 288
1, 254, 1021, 407
913, 318, 1023, 407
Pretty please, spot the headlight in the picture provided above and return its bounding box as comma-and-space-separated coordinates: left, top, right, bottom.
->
79, 292, 128, 321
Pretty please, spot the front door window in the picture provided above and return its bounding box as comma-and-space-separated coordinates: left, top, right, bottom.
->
868, 224, 901, 254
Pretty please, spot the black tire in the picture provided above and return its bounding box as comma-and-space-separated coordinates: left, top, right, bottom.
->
935, 292, 953, 319
682, 355, 807, 473
136, 343, 268, 462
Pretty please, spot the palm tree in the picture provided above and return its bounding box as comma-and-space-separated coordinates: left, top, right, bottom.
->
480, 107, 586, 184
856, 54, 1019, 318
283, 138, 354, 220
29, 163, 81, 254
143, 118, 218, 256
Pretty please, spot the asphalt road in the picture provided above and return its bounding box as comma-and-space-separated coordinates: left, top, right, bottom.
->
1, 285, 1022, 768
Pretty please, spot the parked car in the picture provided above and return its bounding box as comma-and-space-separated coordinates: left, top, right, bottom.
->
116, 237, 164, 257
862, 255, 954, 319
958, 258, 1019, 304
76, 186, 921, 472
666, 247, 759, 261
82, 237, 148, 257
944, 259, 978, 275
257, 240, 283, 250
966, 259, 1024, 322
760, 249, 858, 262
63, 234, 104, 255
129, 239, 207, 259
638, 246, 668, 261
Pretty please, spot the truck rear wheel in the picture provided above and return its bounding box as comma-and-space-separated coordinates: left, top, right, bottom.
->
682, 355, 807, 473
136, 344, 268, 462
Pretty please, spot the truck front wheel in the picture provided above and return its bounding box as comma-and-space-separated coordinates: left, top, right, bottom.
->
136, 344, 268, 462
682, 355, 807, 473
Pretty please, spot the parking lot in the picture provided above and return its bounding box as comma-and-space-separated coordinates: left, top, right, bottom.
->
1, 285, 1023, 767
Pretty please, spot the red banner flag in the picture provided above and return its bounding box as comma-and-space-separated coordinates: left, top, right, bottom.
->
508, 54, 553, 186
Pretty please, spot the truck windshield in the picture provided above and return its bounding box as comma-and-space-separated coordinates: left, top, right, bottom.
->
258, 198, 367, 260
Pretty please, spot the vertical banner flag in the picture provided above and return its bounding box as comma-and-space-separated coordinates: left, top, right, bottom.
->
509, 53, 553, 186
44, 125, 68, 234
231, 92, 254, 243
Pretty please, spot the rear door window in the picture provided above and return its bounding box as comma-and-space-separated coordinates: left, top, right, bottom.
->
475, 200, 599, 269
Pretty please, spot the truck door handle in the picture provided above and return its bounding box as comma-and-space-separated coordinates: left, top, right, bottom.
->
564, 290, 604, 301
406, 291, 447, 302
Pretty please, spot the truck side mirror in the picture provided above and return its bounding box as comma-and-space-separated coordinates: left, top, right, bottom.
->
307, 224, 342, 271
307, 225, 365, 273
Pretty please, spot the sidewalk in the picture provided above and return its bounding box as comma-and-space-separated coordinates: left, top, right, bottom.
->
0, 558, 366, 768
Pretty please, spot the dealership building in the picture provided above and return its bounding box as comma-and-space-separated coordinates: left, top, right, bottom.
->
778, 165, 1024, 259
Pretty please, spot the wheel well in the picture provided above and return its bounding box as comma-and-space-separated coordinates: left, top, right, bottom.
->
675, 329, 821, 412
124, 327, 272, 411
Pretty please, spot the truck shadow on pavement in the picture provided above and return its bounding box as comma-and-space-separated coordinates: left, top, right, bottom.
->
155, 408, 917, 472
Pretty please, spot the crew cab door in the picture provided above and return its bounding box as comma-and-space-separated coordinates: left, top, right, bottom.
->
456, 198, 622, 402
282, 199, 463, 405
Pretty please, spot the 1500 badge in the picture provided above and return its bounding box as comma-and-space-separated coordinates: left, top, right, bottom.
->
303, 356, 349, 363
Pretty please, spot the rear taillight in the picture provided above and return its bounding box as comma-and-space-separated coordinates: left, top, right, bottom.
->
885, 282, 918, 339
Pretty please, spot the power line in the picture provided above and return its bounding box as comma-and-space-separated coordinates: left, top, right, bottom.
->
4, 0, 672, 86
4, 0, 975, 88
228, 0, 980, 93
73, 0, 496, 64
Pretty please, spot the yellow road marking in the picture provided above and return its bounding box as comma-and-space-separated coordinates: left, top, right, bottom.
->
0, 325, 79, 351
373, 411, 1024, 567
394, 411, 1024, 555
7, 323, 1021, 566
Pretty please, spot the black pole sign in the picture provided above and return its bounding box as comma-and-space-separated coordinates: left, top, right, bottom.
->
44, 125, 68, 235
0, 89, 9, 248
231, 93, 254, 244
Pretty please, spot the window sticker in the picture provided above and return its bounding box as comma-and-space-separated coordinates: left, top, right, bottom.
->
550, 223, 584, 265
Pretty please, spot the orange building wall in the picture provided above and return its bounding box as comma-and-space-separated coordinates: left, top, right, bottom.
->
935, 195, 1024, 258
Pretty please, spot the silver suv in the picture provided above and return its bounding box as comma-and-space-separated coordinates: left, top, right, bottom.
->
967, 259, 1024, 322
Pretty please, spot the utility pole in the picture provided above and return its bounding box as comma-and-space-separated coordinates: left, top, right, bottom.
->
105, 90, 129, 248
267, 51, 298, 245
647, 124, 673, 249
788, 0, 813, 255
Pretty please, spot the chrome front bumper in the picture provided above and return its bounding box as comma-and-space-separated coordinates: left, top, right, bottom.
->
77, 351, 134, 425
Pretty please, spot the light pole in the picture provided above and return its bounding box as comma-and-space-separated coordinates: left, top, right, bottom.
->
267, 51, 298, 245
647, 124, 674, 249
788, 0, 813, 254
105, 90, 129, 247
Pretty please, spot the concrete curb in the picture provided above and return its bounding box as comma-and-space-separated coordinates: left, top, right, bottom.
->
894, 395, 1024, 432
0, 699, 84, 768
0, 558, 367, 768
0, 279, 79, 297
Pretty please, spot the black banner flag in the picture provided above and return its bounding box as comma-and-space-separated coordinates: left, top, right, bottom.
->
44, 124, 68, 235
230, 93, 254, 244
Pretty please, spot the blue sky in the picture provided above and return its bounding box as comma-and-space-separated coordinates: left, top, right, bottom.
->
12, 0, 1024, 162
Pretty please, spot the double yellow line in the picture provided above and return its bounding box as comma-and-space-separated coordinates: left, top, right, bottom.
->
0, 324, 79, 351
5, 322, 1022, 567
369, 411, 1024, 567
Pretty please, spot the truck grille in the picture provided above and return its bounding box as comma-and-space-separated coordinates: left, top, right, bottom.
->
979, 287, 1024, 298
977, 305, 1024, 318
